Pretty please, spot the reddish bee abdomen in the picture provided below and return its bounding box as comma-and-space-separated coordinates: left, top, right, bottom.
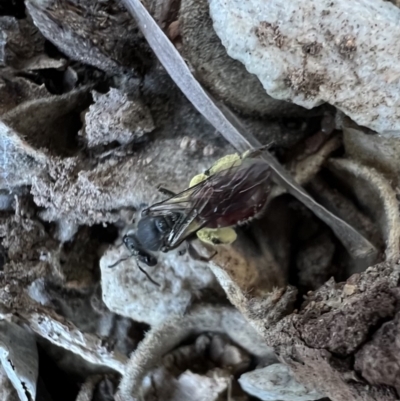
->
197, 160, 272, 228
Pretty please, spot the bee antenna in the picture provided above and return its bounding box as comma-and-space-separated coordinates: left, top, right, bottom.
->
263, 140, 274, 149
108, 255, 132, 268
136, 260, 160, 287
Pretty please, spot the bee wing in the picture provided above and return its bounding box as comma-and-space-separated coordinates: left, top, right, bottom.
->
198, 159, 272, 223
144, 159, 272, 249
165, 194, 212, 249
143, 167, 233, 249
143, 186, 207, 215
143, 161, 242, 216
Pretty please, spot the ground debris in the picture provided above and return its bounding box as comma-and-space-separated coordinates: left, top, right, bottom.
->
0, 1, 399, 400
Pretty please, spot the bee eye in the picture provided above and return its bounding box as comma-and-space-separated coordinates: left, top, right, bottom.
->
123, 235, 141, 253
123, 236, 132, 247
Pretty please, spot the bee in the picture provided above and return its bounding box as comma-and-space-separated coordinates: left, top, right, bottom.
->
109, 147, 273, 285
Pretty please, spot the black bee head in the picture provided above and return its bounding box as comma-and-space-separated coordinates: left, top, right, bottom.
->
122, 233, 158, 267
123, 234, 142, 254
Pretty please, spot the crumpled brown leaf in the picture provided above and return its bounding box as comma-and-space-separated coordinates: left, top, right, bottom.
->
26, 0, 150, 75
0, 15, 64, 70
0, 71, 50, 116
2, 85, 91, 156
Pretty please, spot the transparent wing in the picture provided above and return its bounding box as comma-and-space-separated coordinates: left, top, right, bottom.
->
143, 159, 272, 249
143, 162, 239, 215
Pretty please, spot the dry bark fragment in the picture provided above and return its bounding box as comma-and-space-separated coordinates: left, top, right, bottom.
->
355, 311, 400, 396
17, 305, 128, 374
0, 209, 96, 305
203, 242, 297, 334
263, 261, 400, 401
80, 88, 155, 148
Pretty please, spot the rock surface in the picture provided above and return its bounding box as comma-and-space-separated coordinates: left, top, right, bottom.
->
209, 0, 400, 136
239, 363, 324, 401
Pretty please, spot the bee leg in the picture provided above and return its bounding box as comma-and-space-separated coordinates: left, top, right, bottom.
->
108, 255, 132, 268
136, 261, 160, 287
187, 242, 217, 262
156, 185, 177, 197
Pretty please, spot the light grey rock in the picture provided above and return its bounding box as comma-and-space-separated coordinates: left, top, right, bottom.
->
0, 365, 19, 401
209, 0, 400, 136
179, 0, 311, 117
239, 363, 324, 401
100, 245, 221, 325
0, 321, 38, 401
